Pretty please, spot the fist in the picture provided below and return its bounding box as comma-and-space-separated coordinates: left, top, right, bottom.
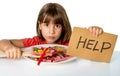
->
88, 26, 103, 37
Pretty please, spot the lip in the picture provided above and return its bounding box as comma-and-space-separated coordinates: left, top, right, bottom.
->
48, 36, 55, 40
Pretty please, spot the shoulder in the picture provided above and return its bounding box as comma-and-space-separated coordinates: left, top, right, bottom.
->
22, 36, 39, 42
22, 36, 47, 47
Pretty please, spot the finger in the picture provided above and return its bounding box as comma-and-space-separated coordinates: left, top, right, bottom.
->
13, 51, 17, 59
99, 28, 103, 35
92, 27, 97, 36
5, 51, 10, 58
17, 50, 21, 59
9, 51, 13, 59
95, 28, 99, 37
88, 26, 93, 33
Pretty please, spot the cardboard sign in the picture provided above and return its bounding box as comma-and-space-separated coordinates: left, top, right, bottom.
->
67, 27, 118, 63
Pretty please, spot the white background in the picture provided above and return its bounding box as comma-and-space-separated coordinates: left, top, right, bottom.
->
0, 0, 119, 50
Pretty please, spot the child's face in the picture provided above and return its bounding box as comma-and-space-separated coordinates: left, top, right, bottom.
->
39, 20, 62, 44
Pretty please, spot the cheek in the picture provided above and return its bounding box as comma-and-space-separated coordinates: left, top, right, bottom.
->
40, 28, 49, 36
56, 29, 62, 36
41, 29, 48, 35
39, 25, 47, 33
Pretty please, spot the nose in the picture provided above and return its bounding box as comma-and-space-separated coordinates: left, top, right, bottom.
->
49, 25, 55, 34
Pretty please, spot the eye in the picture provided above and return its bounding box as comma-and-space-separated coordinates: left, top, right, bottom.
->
45, 23, 49, 26
55, 24, 62, 28
42, 23, 49, 27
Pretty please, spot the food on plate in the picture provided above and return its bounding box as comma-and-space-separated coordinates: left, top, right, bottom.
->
30, 46, 72, 62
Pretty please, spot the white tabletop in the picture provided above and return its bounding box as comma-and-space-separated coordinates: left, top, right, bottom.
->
0, 51, 120, 76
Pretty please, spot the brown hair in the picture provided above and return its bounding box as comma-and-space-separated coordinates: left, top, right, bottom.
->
36, 3, 72, 43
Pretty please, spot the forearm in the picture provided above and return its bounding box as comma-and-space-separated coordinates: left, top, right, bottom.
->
0, 39, 22, 59
0, 39, 15, 51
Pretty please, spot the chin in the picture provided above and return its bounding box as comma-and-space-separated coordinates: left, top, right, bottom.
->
46, 39, 57, 44
47, 41, 55, 44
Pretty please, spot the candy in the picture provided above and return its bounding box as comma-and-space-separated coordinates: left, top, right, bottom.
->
32, 46, 72, 62
34, 58, 38, 61
38, 50, 43, 53
34, 47, 39, 52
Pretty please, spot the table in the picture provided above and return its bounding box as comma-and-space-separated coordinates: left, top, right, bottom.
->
0, 51, 120, 76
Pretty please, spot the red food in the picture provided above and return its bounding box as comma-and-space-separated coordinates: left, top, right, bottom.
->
32, 46, 72, 62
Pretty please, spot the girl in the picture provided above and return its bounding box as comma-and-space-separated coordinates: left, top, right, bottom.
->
0, 3, 103, 59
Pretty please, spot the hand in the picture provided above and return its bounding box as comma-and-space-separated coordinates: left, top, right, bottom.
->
88, 26, 103, 37
5, 46, 22, 59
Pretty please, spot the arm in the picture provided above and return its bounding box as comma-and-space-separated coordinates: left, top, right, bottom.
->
0, 39, 24, 59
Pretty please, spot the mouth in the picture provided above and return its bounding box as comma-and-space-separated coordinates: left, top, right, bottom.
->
48, 36, 55, 40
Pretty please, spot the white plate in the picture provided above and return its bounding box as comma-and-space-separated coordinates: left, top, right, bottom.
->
22, 44, 77, 64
